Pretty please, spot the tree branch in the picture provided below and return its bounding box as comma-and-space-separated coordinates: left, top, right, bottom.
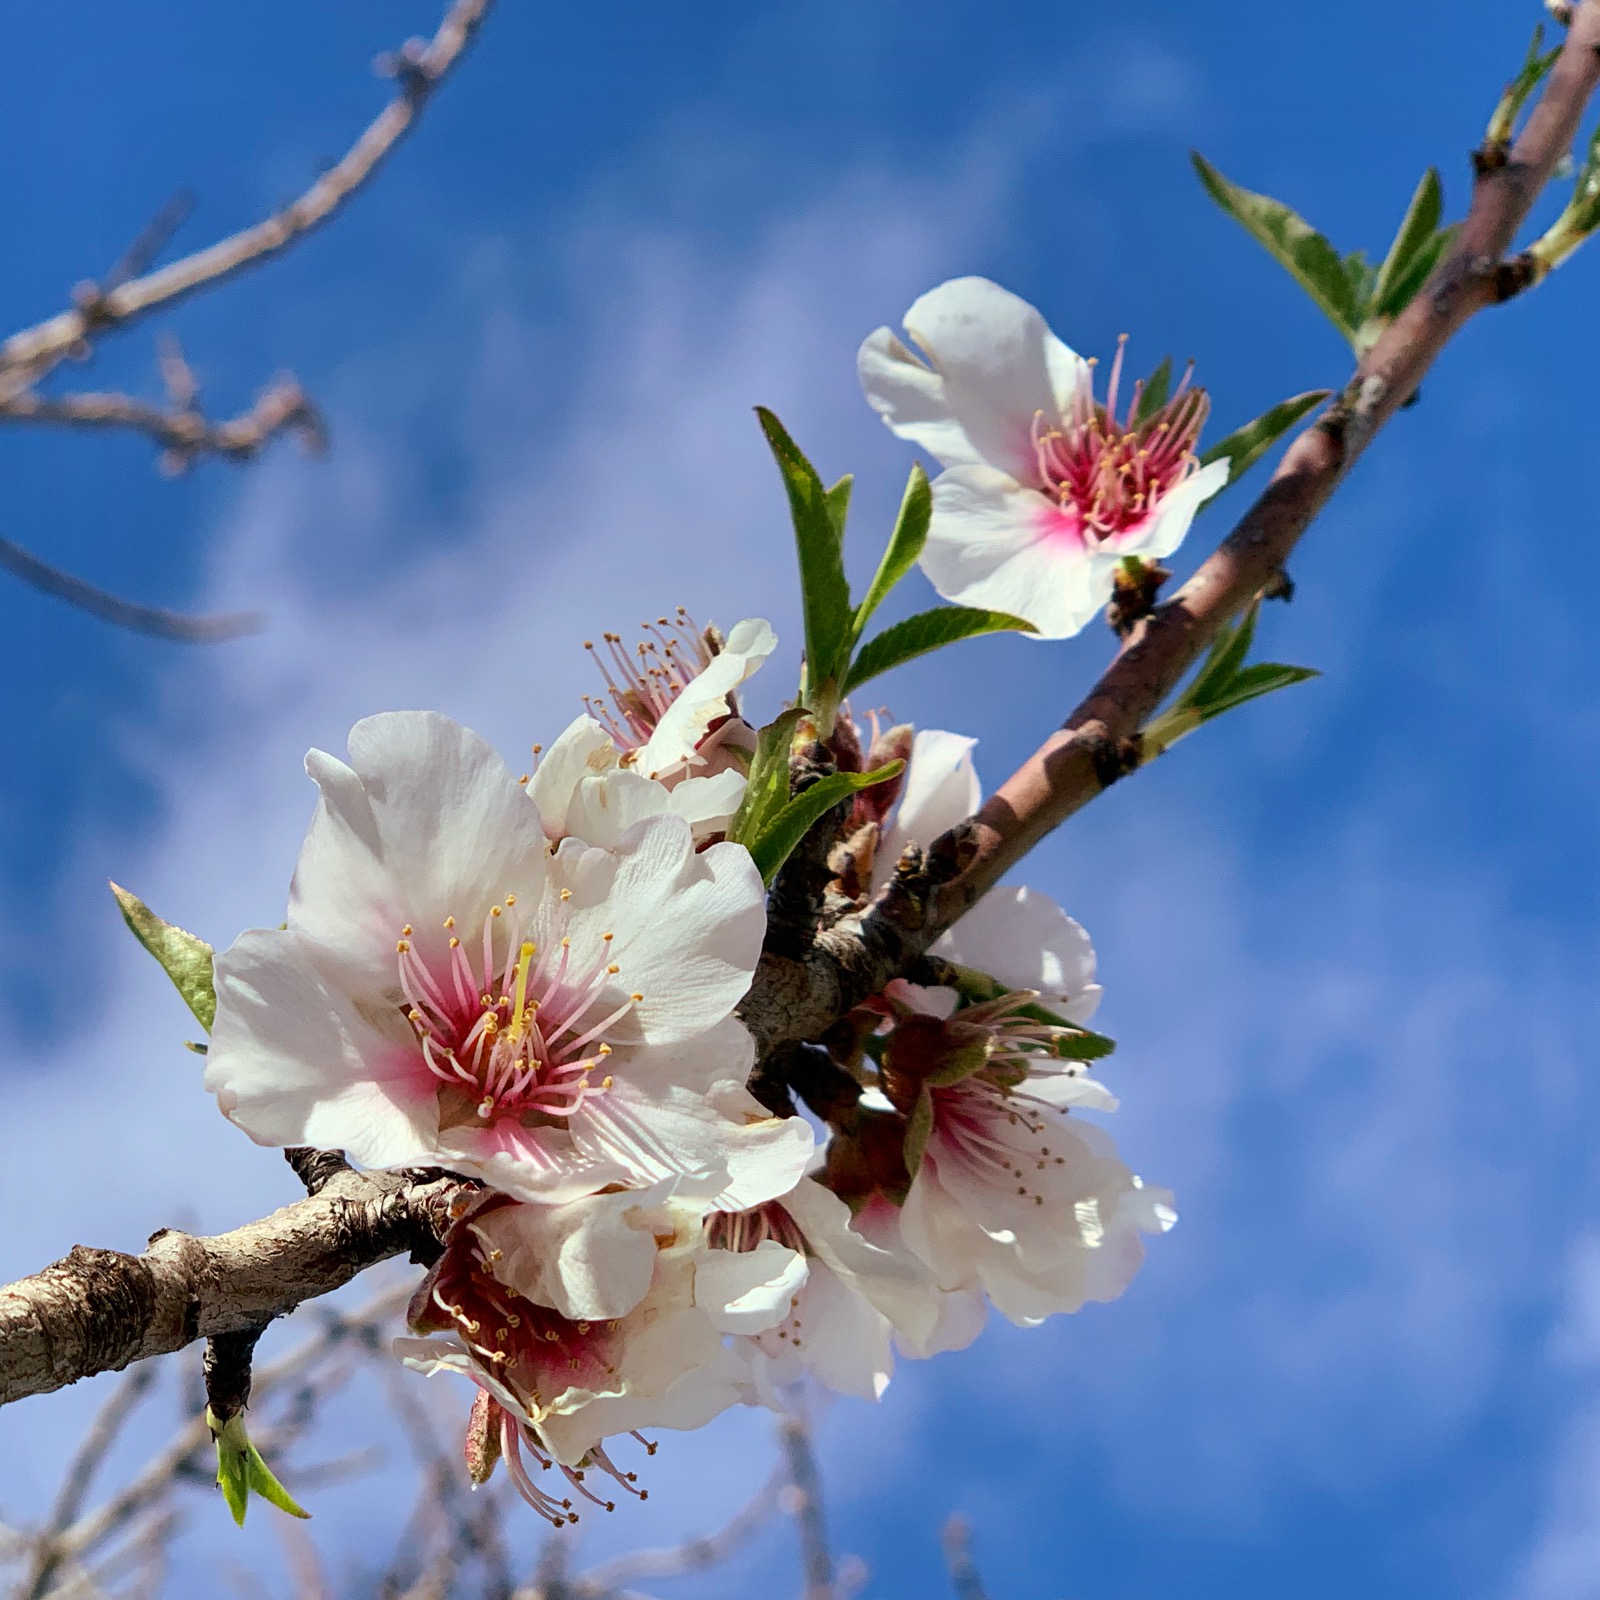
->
0, 0, 493, 393
739, 0, 1600, 1059
0, 1168, 468, 1409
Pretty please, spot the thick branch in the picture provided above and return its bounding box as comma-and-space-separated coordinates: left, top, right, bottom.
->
740, 0, 1600, 1056
0, 1167, 467, 1409
0, 0, 492, 391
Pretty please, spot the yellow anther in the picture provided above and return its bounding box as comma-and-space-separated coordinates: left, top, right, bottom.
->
478, 1097, 495, 1118
444, 915, 456, 929
505, 894, 517, 906
601, 1075, 614, 1089
449, 936, 461, 949
519, 774, 531, 785
597, 1043, 612, 1057
560, 888, 572, 902
531, 744, 542, 756
607, 963, 620, 975
396, 939, 411, 953
602, 932, 614, 942
402, 924, 413, 937
630, 992, 644, 1003
491, 905, 503, 918
562, 936, 572, 949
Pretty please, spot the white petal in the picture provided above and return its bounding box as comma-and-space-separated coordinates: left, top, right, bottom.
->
549, 822, 765, 1045
634, 618, 776, 781
289, 711, 550, 973
527, 715, 620, 840
789, 1262, 897, 1400
875, 729, 980, 887
932, 884, 1101, 1018
861, 278, 1086, 484
474, 1188, 673, 1321
698, 1240, 808, 1333
208, 928, 439, 1166
920, 466, 1113, 640
1108, 456, 1230, 563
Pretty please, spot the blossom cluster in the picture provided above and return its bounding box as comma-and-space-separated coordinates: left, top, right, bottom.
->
197, 279, 1201, 1524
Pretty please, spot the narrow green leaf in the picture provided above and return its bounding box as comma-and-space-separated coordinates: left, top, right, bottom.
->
1372, 169, 1444, 314
1193, 660, 1321, 721
851, 463, 932, 642
1487, 25, 1559, 150
755, 408, 853, 695
825, 473, 854, 538
725, 709, 806, 850
1341, 250, 1377, 318
1371, 223, 1458, 323
245, 1442, 311, 1520
215, 1435, 250, 1526
845, 606, 1036, 695
749, 762, 903, 885
1132, 356, 1174, 426
1191, 152, 1359, 339
111, 882, 216, 1032
1200, 390, 1330, 490
903, 1089, 934, 1179
1184, 601, 1262, 711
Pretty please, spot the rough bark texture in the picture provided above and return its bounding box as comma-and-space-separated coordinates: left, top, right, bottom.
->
0, 1167, 467, 1408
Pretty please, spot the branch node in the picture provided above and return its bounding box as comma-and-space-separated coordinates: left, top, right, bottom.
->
284, 1148, 352, 1196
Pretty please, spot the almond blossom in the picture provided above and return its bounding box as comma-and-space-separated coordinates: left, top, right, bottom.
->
582, 612, 774, 783
395, 1191, 796, 1524
528, 713, 746, 848
703, 1177, 935, 1404
206, 711, 810, 1206
868, 977, 1175, 1326
858, 276, 1229, 638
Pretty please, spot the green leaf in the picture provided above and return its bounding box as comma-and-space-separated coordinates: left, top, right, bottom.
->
845, 606, 1036, 695
756, 408, 853, 698
245, 1441, 311, 1520
111, 882, 216, 1032
1487, 25, 1560, 150
851, 463, 932, 642
1372, 169, 1444, 314
1132, 356, 1173, 426
1200, 390, 1330, 490
1142, 601, 1319, 758
748, 762, 903, 886
1341, 250, 1376, 316
210, 1411, 310, 1526
825, 473, 854, 538
902, 1088, 935, 1178
1191, 152, 1360, 340
725, 709, 806, 851
1370, 223, 1458, 323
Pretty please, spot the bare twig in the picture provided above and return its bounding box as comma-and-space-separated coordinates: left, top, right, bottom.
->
0, 0, 493, 392
941, 1516, 990, 1600
0, 536, 264, 643
0, 378, 326, 471
21, 1365, 157, 1600
780, 1418, 835, 1600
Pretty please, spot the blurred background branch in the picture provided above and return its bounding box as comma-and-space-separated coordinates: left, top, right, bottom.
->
0, 0, 492, 642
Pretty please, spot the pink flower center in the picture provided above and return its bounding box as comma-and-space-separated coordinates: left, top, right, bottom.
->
1032, 337, 1209, 549
414, 1212, 657, 1525
706, 1200, 809, 1255
396, 894, 638, 1129
927, 1074, 1070, 1209
582, 608, 715, 754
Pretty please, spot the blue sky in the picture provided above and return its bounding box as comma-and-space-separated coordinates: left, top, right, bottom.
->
3, 2, 1600, 1597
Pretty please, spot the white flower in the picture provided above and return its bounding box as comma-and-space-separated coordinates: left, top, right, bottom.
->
858, 276, 1228, 639
397, 1192, 791, 1524
583, 613, 775, 782
207, 711, 810, 1206
528, 714, 746, 848
703, 1177, 937, 1403
874, 728, 1102, 1019
879, 980, 1176, 1326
